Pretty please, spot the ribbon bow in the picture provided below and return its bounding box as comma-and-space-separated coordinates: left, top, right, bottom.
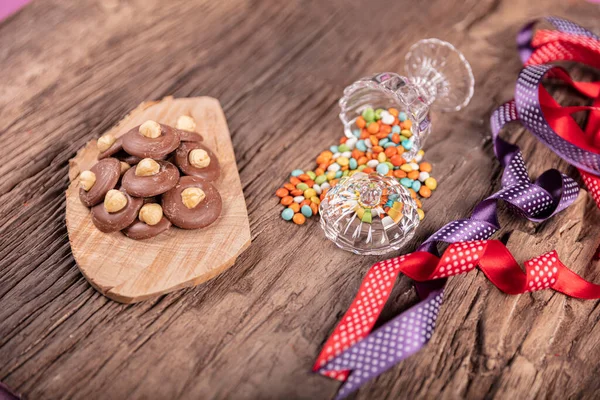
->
314, 17, 600, 399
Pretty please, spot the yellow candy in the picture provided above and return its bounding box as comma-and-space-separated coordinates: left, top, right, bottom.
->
311, 196, 321, 205
304, 188, 317, 199
400, 164, 413, 172
387, 208, 403, 223
425, 177, 437, 190
356, 206, 365, 219
377, 152, 386, 163
326, 171, 336, 181
337, 156, 349, 167
417, 209, 425, 220
392, 201, 403, 212
401, 129, 412, 138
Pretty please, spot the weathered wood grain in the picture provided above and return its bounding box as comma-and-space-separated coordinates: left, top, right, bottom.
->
1, 0, 600, 399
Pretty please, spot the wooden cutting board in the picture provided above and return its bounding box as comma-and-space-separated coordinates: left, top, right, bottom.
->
65, 96, 251, 303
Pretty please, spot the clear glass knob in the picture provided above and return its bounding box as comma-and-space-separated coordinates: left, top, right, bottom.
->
338, 39, 474, 161
319, 172, 420, 255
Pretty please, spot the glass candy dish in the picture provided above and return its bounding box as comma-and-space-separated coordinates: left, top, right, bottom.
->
322, 39, 474, 255
319, 173, 420, 255
338, 38, 474, 161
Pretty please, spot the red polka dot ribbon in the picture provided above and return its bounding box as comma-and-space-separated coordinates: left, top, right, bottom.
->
314, 17, 600, 399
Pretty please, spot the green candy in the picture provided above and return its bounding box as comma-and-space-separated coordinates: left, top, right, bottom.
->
375, 108, 384, 120
362, 107, 375, 123
385, 162, 394, 169
296, 183, 309, 191
399, 135, 409, 142
338, 144, 350, 152
361, 209, 372, 223
357, 165, 366, 171
342, 170, 349, 177
315, 175, 327, 185
306, 171, 316, 180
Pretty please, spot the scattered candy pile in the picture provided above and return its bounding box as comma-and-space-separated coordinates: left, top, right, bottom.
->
275, 107, 438, 225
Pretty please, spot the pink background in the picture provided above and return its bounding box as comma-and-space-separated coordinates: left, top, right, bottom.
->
0, 0, 30, 21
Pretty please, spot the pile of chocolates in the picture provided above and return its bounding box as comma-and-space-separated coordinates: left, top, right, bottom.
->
78, 116, 222, 240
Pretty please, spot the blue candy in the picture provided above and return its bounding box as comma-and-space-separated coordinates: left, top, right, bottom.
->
349, 158, 358, 169
301, 205, 313, 218
281, 208, 294, 221
384, 142, 396, 148
379, 138, 389, 146
402, 139, 413, 150
330, 145, 339, 153
412, 180, 421, 191
392, 125, 401, 133
356, 140, 367, 152
291, 169, 304, 177
352, 129, 361, 138
398, 112, 408, 122
376, 163, 390, 175
335, 171, 343, 179
400, 178, 413, 188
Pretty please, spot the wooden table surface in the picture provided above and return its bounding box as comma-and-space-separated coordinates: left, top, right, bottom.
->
2, 0, 600, 399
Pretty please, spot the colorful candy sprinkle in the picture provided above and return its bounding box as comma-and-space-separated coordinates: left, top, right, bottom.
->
275, 106, 438, 224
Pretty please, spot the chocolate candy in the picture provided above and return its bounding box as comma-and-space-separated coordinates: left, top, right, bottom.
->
122, 217, 172, 240
90, 189, 143, 232
121, 160, 179, 197
79, 157, 121, 207
174, 142, 220, 182
122, 123, 181, 159
162, 176, 222, 229
177, 128, 204, 142
98, 137, 123, 159
113, 150, 143, 165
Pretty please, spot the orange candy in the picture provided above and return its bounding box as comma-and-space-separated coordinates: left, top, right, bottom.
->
419, 162, 432, 173
369, 136, 378, 146
284, 183, 295, 191
372, 146, 384, 153
289, 203, 300, 212
363, 167, 374, 174
276, 188, 289, 198
315, 168, 325, 176
305, 179, 315, 187
298, 174, 310, 181
293, 213, 306, 225
300, 199, 311, 207
384, 147, 397, 158
281, 196, 293, 206
408, 170, 419, 180
291, 189, 303, 196
390, 155, 404, 166
394, 170, 407, 178
367, 122, 379, 134
381, 125, 392, 134
356, 116, 366, 128
388, 108, 399, 117
357, 156, 368, 165
419, 186, 432, 198
400, 120, 412, 130
391, 133, 401, 144
340, 136, 348, 144
290, 177, 301, 185
409, 189, 417, 199
310, 202, 319, 215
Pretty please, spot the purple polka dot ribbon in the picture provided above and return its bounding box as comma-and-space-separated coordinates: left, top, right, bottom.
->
314, 16, 599, 399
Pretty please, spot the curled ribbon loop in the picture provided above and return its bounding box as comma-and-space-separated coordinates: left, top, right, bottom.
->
315, 17, 600, 400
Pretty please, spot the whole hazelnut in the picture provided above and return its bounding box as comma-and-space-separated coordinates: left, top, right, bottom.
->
104, 189, 127, 213
79, 170, 96, 191
120, 161, 131, 175
138, 203, 163, 226
181, 187, 205, 209
176, 115, 197, 132
97, 134, 116, 152
139, 120, 162, 138
188, 149, 210, 169
135, 158, 160, 176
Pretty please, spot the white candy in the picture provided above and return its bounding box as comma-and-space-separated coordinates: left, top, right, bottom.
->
410, 162, 419, 170
365, 139, 373, 148
346, 137, 358, 149
341, 151, 352, 158
321, 182, 331, 190
313, 184, 322, 195
418, 172, 430, 182
328, 163, 341, 172
415, 153, 423, 162
293, 196, 304, 203
332, 152, 341, 160
367, 160, 379, 168
381, 113, 395, 125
